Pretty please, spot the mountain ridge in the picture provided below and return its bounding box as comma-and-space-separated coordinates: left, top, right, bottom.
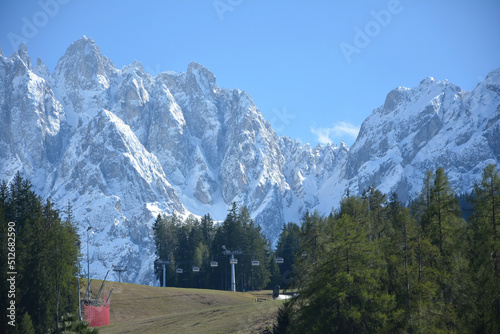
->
1, 36, 498, 284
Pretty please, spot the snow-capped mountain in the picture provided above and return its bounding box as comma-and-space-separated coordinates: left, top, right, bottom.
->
346, 70, 500, 201
1, 36, 498, 284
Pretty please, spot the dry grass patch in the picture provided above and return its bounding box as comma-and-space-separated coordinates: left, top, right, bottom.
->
82, 280, 282, 333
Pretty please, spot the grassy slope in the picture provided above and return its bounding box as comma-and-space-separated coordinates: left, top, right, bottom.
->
83, 280, 282, 334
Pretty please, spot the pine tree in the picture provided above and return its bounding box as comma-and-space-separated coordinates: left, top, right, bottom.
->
19, 312, 35, 334
384, 194, 419, 333
273, 302, 292, 334
54, 201, 79, 329
412, 168, 466, 332
363, 188, 388, 239
467, 164, 500, 332
267, 251, 282, 290
292, 211, 326, 290
153, 214, 180, 287
290, 207, 393, 333
200, 213, 214, 249
275, 222, 301, 288
47, 313, 98, 334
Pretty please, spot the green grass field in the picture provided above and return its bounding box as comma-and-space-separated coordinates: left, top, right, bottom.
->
82, 279, 284, 333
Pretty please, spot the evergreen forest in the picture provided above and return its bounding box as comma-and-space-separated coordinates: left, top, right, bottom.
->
272, 165, 500, 333
2, 163, 499, 333
0, 173, 85, 333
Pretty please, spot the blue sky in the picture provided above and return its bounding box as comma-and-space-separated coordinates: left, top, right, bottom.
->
1, 0, 499, 147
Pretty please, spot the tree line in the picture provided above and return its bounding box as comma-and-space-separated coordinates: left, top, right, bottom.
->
0, 173, 85, 334
3, 163, 497, 333
153, 203, 282, 291
273, 165, 500, 333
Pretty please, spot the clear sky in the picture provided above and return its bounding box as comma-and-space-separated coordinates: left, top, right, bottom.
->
1, 0, 499, 147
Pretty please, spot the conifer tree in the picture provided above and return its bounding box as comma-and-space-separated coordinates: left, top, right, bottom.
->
20, 312, 35, 334
153, 214, 179, 287
273, 302, 292, 334
412, 168, 466, 332
290, 205, 393, 333
468, 164, 500, 332
275, 222, 301, 288
384, 194, 418, 333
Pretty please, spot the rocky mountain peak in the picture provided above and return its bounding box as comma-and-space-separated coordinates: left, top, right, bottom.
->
483, 67, 500, 93
34, 57, 51, 81
339, 140, 349, 151
382, 87, 409, 113
186, 61, 217, 96
485, 67, 500, 81
10, 42, 32, 74
419, 76, 435, 86
122, 60, 147, 76
65, 35, 100, 56
54, 35, 116, 90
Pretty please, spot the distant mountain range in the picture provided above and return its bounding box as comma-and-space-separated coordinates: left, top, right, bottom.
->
1, 36, 498, 284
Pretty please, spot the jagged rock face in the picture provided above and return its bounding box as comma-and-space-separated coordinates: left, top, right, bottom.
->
1, 38, 186, 285
347, 74, 500, 201
0, 45, 67, 194
1, 36, 499, 284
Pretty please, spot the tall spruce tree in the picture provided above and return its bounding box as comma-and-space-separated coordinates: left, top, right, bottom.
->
153, 214, 180, 287
412, 168, 467, 332
468, 164, 500, 333
384, 195, 411, 332
275, 222, 301, 288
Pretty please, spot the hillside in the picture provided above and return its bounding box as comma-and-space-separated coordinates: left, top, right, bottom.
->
84, 280, 283, 333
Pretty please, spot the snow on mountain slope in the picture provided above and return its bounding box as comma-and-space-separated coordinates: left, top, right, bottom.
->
346, 72, 500, 201
0, 43, 67, 194
1, 36, 498, 284
1, 39, 186, 284
49, 108, 184, 284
